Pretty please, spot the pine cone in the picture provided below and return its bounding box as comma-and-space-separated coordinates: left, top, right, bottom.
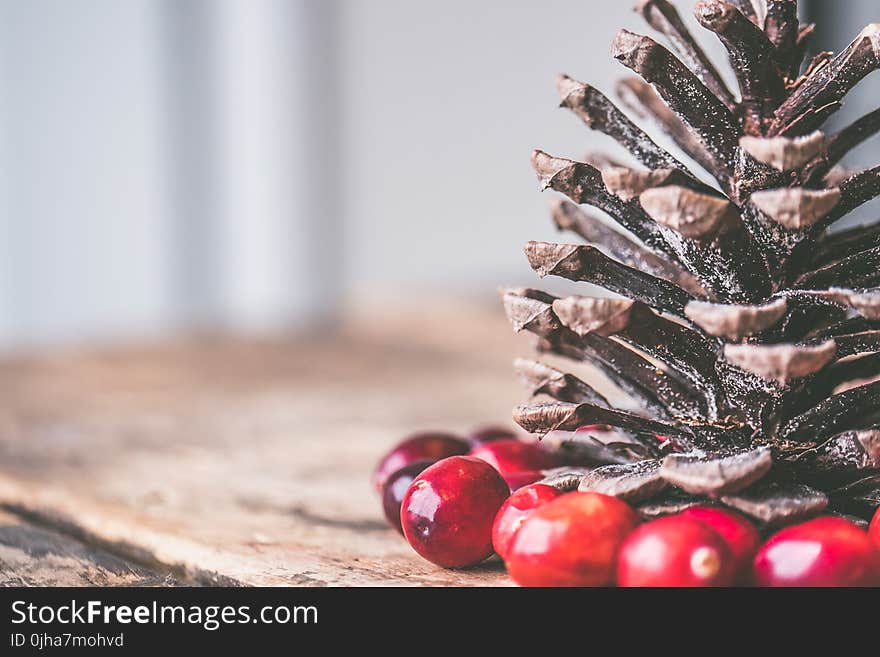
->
505, 0, 880, 525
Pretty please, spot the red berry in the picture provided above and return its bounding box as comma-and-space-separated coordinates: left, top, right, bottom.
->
503, 471, 544, 492
753, 516, 880, 587
381, 460, 434, 534
491, 484, 563, 560
506, 492, 640, 586
468, 425, 518, 446
870, 507, 880, 550
400, 456, 509, 568
469, 439, 559, 477
678, 506, 760, 576
373, 432, 469, 493
575, 424, 612, 433
618, 516, 736, 587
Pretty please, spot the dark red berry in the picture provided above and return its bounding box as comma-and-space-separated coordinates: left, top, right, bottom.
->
678, 506, 760, 577
373, 432, 469, 493
617, 516, 736, 587
469, 439, 559, 477
753, 516, 880, 587
400, 456, 509, 568
491, 483, 562, 561
468, 425, 518, 446
503, 471, 544, 492
870, 507, 880, 550
506, 492, 640, 586
381, 460, 434, 534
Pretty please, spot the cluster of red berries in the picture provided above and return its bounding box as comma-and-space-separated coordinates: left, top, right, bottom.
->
374, 428, 880, 586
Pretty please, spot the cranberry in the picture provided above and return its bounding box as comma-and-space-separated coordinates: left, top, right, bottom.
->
870, 507, 880, 549
678, 506, 760, 577
400, 456, 509, 568
506, 492, 639, 586
503, 471, 544, 492
753, 516, 880, 587
468, 425, 518, 446
491, 484, 563, 560
373, 432, 469, 493
617, 516, 736, 587
576, 424, 612, 433
469, 439, 559, 477
381, 460, 434, 533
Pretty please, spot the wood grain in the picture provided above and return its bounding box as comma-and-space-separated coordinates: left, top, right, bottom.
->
0, 510, 178, 587
0, 299, 537, 586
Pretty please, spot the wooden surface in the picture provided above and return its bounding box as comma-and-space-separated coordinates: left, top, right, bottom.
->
0, 510, 180, 586
0, 300, 539, 586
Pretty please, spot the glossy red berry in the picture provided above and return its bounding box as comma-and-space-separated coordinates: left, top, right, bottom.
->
678, 506, 760, 576
469, 439, 559, 477
491, 484, 563, 560
506, 492, 640, 586
753, 516, 880, 587
400, 456, 509, 568
870, 507, 880, 549
617, 516, 736, 587
502, 471, 544, 492
381, 460, 434, 533
373, 432, 469, 493
468, 425, 518, 446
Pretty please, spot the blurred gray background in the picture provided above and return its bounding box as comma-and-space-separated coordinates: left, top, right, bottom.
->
0, 0, 876, 349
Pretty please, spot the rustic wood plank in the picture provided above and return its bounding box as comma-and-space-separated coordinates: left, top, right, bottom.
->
0, 510, 177, 587
0, 300, 564, 586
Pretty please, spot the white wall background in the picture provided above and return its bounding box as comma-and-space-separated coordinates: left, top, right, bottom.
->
0, 0, 876, 349
0, 0, 173, 345
340, 0, 651, 295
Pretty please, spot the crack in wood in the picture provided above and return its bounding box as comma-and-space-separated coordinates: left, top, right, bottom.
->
285, 506, 390, 533
0, 503, 237, 587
